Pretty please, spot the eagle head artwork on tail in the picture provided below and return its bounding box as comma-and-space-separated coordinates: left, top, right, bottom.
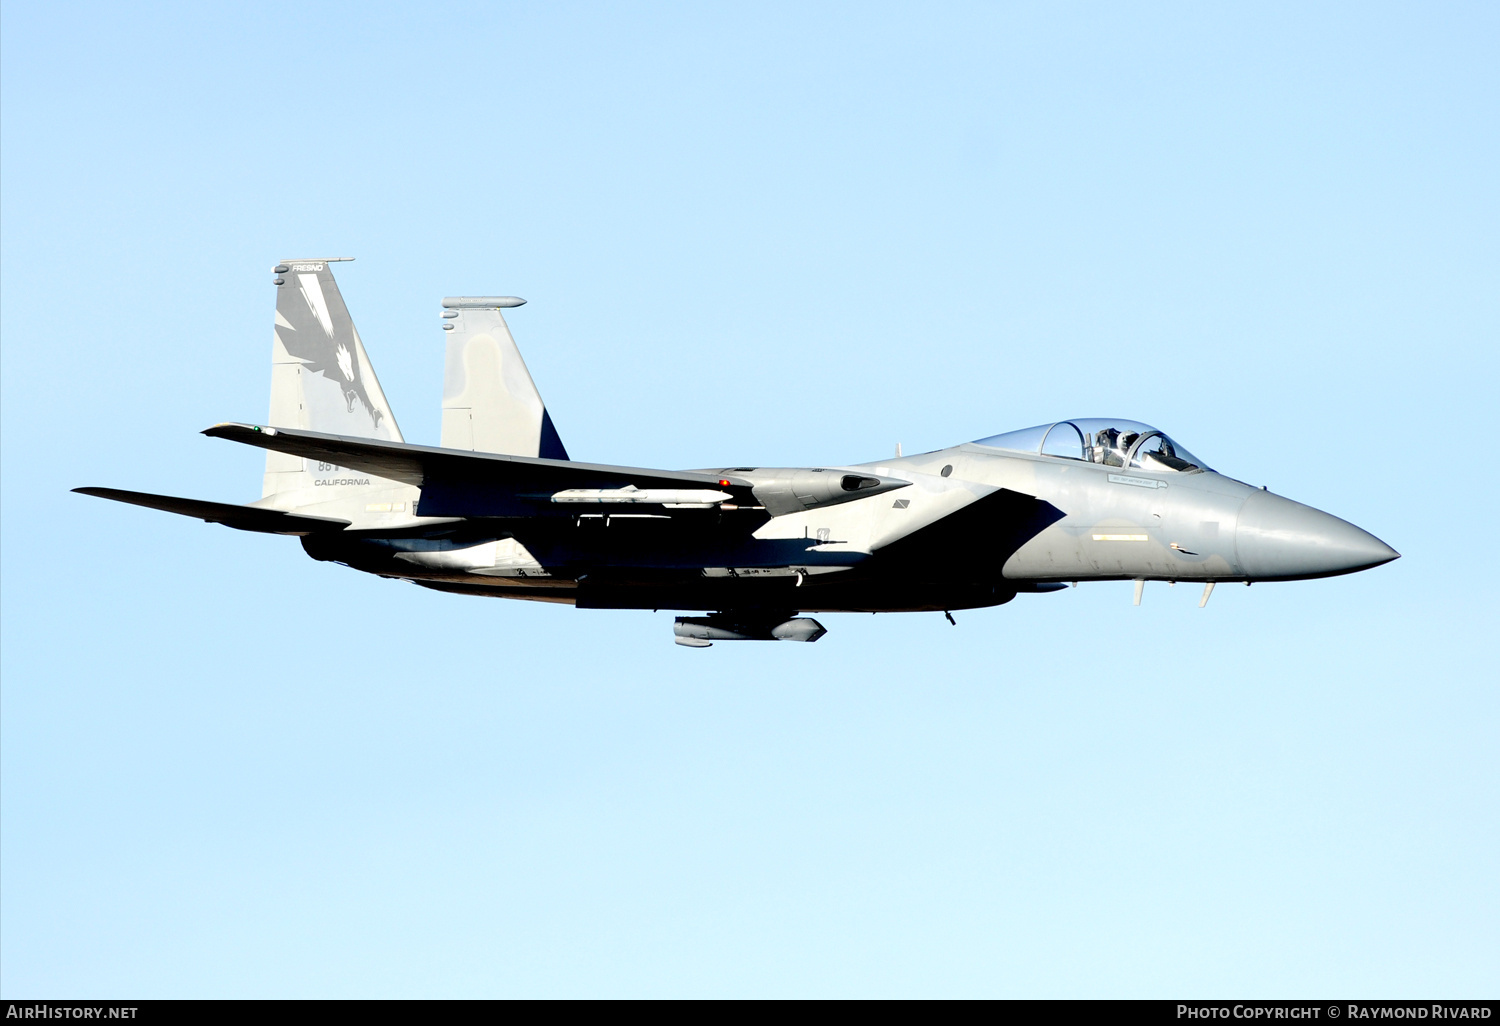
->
273, 259, 393, 432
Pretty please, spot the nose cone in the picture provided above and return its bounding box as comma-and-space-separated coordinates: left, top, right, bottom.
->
1236, 490, 1399, 581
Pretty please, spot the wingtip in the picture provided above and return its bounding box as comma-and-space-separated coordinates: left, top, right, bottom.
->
203, 422, 275, 438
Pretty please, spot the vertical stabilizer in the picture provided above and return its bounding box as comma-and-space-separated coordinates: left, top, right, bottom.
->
440, 298, 568, 460
263, 259, 404, 500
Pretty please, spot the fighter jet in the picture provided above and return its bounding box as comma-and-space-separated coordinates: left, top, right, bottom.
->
76, 259, 1399, 646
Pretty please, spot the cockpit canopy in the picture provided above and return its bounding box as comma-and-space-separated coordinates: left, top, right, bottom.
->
974, 418, 1210, 473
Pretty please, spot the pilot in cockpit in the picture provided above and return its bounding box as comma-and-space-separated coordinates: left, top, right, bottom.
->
1093, 428, 1126, 467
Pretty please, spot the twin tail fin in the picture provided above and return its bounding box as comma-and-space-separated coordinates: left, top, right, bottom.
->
264, 259, 404, 501
440, 298, 568, 460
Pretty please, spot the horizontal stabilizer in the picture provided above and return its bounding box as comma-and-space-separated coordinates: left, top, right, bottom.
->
73, 487, 350, 535
203, 423, 755, 517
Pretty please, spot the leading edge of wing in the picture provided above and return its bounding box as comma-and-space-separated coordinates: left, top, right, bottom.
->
202, 423, 758, 514
73, 487, 351, 535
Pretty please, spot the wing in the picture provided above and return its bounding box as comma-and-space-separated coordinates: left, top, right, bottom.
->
202, 423, 756, 517
73, 487, 351, 534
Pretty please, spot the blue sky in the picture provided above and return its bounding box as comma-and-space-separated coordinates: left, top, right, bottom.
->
2, 0, 1495, 997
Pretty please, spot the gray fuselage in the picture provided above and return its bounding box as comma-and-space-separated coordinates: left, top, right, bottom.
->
302, 437, 1396, 615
